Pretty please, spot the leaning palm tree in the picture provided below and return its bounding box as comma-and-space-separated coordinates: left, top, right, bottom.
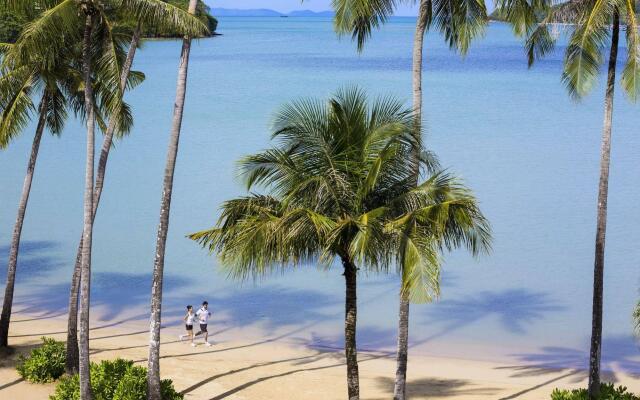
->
190, 87, 490, 400
147, 0, 203, 398
329, 1, 488, 397
0, 48, 71, 348
495, 0, 639, 397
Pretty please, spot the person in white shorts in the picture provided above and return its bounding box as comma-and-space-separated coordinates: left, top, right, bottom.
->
194, 301, 212, 346
179, 305, 196, 347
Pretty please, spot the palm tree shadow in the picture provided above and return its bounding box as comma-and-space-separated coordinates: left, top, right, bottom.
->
416, 288, 565, 344
505, 335, 640, 383
373, 376, 501, 398
180, 352, 329, 395
205, 351, 388, 400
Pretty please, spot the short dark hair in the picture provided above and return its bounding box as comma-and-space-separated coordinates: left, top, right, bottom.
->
187, 305, 192, 310
202, 301, 208, 306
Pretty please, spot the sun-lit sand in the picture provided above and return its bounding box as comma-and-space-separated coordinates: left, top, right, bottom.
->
1, 309, 639, 400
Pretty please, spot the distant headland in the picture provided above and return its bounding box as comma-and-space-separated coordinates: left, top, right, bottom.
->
212, 8, 335, 17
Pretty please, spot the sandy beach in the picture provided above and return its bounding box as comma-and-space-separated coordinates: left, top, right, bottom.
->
1, 308, 638, 400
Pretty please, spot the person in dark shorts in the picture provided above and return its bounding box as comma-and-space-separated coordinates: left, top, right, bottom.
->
194, 301, 212, 346
179, 305, 196, 347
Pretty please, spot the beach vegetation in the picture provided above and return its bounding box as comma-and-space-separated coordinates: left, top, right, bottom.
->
49, 358, 183, 400
190, 87, 490, 400
16, 337, 66, 383
551, 383, 640, 400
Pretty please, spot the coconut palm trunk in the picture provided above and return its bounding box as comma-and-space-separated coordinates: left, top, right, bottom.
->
147, 1, 197, 398
342, 255, 360, 400
0, 95, 48, 348
66, 27, 141, 375
393, 2, 429, 399
587, 10, 619, 400
78, 12, 97, 400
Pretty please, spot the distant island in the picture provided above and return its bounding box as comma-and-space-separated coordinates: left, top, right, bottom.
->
212, 8, 335, 17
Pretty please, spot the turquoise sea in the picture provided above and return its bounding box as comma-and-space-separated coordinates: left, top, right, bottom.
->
1, 17, 640, 370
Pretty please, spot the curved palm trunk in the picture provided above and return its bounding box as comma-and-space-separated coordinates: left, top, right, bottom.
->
342, 255, 360, 400
147, 2, 197, 398
0, 96, 48, 348
587, 11, 619, 400
65, 27, 141, 375
79, 13, 96, 400
394, 2, 429, 399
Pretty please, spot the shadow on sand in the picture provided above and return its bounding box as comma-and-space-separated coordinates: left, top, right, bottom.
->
374, 376, 500, 399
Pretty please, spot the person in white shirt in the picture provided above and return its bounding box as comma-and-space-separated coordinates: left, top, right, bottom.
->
194, 301, 212, 346
179, 305, 196, 347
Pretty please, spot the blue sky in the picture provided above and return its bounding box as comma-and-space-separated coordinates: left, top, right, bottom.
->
209, 0, 419, 16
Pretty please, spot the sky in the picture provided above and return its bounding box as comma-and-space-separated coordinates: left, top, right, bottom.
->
208, 0, 420, 16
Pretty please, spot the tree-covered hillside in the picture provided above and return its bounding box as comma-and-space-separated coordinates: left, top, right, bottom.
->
0, 0, 217, 43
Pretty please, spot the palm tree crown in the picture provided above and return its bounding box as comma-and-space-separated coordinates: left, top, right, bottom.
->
497, 0, 640, 100
191, 87, 490, 303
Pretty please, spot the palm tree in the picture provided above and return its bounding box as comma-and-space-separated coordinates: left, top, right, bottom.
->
147, 0, 200, 398
0, 52, 71, 348
190, 87, 490, 400
329, 1, 488, 397
495, 0, 639, 397
64, 25, 144, 375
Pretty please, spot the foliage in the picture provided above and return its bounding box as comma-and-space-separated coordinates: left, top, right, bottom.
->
117, 0, 216, 38
16, 337, 66, 383
551, 383, 640, 399
0, 8, 26, 43
331, 0, 487, 53
49, 359, 183, 400
190, 87, 491, 303
495, 0, 640, 101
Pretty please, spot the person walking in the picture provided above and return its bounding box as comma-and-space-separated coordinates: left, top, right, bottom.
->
194, 301, 212, 346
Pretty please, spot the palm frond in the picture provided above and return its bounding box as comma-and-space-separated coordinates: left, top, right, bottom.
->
332, 0, 399, 51
119, 0, 209, 37
561, 0, 614, 99
0, 67, 37, 148
621, 0, 640, 101
432, 0, 488, 53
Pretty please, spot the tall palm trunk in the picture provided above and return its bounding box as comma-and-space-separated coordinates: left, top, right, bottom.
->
393, 291, 410, 399
587, 10, 619, 400
393, 2, 429, 399
79, 13, 96, 400
0, 95, 48, 347
147, 2, 197, 398
342, 255, 360, 400
66, 27, 141, 375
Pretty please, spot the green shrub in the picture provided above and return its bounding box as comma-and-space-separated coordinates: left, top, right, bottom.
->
50, 359, 183, 400
551, 383, 640, 400
50, 374, 80, 400
16, 337, 66, 383
92, 359, 134, 400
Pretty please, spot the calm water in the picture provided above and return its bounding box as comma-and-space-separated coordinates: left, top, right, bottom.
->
2, 17, 640, 370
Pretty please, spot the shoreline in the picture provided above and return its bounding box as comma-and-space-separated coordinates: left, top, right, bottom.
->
2, 310, 639, 399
